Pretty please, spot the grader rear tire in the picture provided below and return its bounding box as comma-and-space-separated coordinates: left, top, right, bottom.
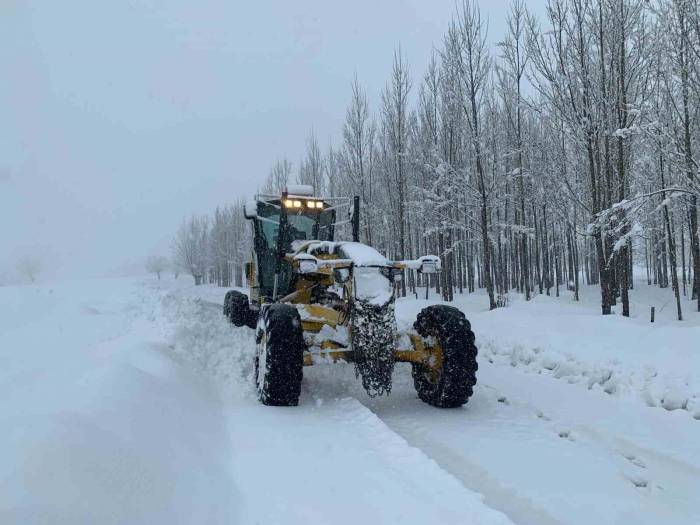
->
225, 290, 253, 327
412, 305, 478, 408
223, 291, 234, 318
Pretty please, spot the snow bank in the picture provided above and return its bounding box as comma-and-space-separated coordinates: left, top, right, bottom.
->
473, 293, 700, 420
0, 278, 238, 524
480, 338, 700, 419
396, 283, 700, 421
0, 277, 515, 525
159, 292, 256, 400
7, 275, 696, 525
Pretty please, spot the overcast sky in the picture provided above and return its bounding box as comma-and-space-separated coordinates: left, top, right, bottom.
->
1, 0, 546, 281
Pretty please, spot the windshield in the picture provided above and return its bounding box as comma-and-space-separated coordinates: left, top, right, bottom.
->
253, 201, 335, 299
256, 202, 335, 250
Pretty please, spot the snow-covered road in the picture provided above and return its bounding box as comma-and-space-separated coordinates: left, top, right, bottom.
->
2, 276, 698, 524
356, 364, 700, 525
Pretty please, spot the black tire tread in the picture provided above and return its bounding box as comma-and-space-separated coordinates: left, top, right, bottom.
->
256, 304, 305, 406
226, 290, 252, 328
223, 291, 234, 318
412, 305, 478, 408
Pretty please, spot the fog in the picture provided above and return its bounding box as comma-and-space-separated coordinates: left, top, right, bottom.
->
1, 0, 543, 282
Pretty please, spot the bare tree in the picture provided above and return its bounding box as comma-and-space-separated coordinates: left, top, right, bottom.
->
170, 255, 182, 279
297, 129, 325, 195
261, 158, 293, 194
452, 0, 496, 310
16, 255, 41, 284
145, 255, 169, 280
499, 0, 531, 300
172, 215, 209, 285
380, 47, 412, 296
343, 74, 377, 243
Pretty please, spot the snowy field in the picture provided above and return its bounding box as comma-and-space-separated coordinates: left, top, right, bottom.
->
1, 275, 699, 524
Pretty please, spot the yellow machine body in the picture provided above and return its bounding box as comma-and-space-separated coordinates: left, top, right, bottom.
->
245, 250, 443, 375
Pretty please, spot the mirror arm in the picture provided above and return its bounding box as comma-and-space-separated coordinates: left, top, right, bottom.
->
256, 216, 281, 226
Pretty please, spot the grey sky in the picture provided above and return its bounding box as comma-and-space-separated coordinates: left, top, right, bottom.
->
1, 0, 545, 280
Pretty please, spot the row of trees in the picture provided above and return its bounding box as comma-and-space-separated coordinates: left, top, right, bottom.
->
172, 200, 250, 287
259, 0, 699, 319
174, 0, 699, 320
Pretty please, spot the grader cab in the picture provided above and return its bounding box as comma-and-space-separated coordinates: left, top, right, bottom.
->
224, 185, 478, 407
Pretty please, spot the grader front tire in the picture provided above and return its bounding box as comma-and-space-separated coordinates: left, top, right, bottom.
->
412, 305, 478, 408
255, 304, 305, 406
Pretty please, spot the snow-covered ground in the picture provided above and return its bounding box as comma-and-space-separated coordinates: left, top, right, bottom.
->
1, 275, 698, 524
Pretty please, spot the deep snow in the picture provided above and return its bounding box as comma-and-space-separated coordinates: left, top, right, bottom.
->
0, 277, 510, 525
1, 275, 699, 524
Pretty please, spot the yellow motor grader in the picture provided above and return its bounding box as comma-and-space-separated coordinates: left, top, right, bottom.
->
224, 185, 477, 407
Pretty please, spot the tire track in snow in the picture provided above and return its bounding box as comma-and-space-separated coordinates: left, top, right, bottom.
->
303, 365, 563, 525
573, 422, 700, 519
349, 360, 700, 525
357, 397, 564, 525
474, 365, 700, 525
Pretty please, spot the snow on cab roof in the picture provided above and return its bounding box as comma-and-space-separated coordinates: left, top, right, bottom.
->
285, 184, 314, 196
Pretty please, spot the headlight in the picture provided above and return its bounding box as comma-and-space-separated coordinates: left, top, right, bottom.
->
284, 198, 323, 209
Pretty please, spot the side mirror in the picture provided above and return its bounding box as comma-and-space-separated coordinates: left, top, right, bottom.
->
295, 254, 318, 274
417, 255, 440, 274
334, 268, 350, 283
243, 200, 257, 219
419, 261, 438, 274
299, 260, 318, 274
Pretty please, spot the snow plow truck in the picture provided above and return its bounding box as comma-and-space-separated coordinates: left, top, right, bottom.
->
224, 185, 478, 407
